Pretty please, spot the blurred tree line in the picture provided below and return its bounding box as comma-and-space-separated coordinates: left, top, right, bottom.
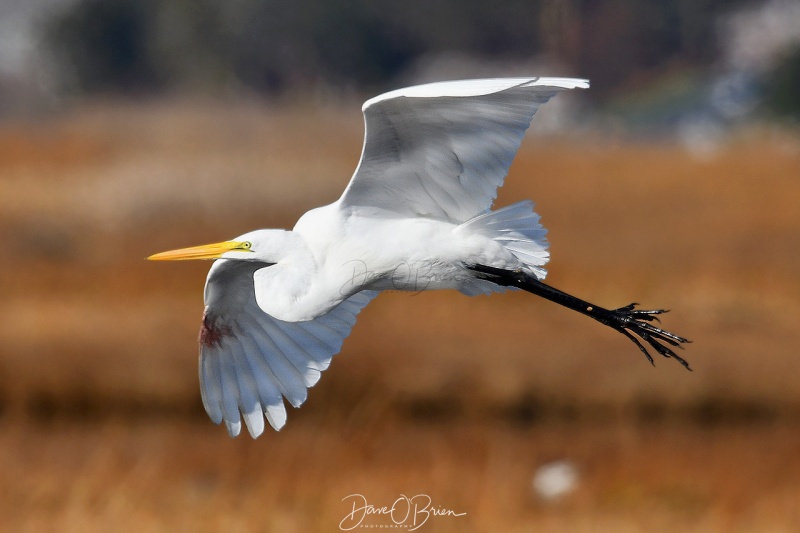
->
765, 46, 800, 119
43, 0, 764, 103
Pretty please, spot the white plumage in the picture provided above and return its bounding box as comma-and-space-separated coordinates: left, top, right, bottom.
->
150, 77, 691, 438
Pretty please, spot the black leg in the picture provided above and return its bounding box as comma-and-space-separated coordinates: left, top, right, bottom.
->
468, 264, 692, 370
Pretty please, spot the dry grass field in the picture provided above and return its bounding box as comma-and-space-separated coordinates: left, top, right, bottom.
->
0, 99, 799, 531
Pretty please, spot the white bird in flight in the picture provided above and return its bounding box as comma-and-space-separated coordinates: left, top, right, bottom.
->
149, 77, 690, 438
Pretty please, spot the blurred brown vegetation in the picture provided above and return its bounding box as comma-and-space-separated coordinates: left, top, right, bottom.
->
1, 100, 799, 531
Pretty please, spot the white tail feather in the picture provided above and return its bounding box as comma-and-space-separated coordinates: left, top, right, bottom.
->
460, 201, 549, 280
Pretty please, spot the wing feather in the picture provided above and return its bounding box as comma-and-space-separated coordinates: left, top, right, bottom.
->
239, 312, 308, 408
228, 339, 265, 438
199, 260, 376, 438
199, 348, 224, 425
217, 348, 242, 437
339, 77, 588, 222
236, 333, 287, 431
237, 334, 284, 404
255, 315, 324, 386
270, 322, 334, 370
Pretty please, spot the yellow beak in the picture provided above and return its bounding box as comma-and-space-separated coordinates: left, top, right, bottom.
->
147, 241, 248, 261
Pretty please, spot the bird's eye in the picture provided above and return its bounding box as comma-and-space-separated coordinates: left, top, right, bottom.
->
240, 241, 252, 250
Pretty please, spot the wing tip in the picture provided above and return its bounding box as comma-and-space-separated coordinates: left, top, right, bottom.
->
363, 77, 589, 109
266, 403, 288, 431
243, 407, 266, 438
525, 77, 590, 90
224, 419, 242, 438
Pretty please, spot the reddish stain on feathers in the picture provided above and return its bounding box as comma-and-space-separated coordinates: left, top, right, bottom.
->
200, 310, 232, 348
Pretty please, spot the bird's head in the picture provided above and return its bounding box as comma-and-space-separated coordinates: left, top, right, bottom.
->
147, 230, 285, 263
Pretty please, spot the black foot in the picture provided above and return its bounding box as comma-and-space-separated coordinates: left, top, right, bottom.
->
601, 303, 692, 370
467, 264, 692, 370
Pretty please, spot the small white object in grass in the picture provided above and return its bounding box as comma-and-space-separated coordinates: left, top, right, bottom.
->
532, 460, 579, 501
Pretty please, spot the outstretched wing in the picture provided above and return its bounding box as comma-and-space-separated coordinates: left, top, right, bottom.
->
200, 260, 377, 438
338, 77, 589, 222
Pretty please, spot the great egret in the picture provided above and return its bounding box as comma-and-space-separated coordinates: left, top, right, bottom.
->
149, 77, 690, 438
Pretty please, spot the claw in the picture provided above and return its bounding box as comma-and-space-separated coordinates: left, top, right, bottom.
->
632, 313, 661, 324
637, 321, 689, 345
610, 303, 692, 370
671, 352, 692, 370
620, 328, 655, 366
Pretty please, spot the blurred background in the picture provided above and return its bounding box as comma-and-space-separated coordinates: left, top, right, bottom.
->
1, 0, 799, 531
